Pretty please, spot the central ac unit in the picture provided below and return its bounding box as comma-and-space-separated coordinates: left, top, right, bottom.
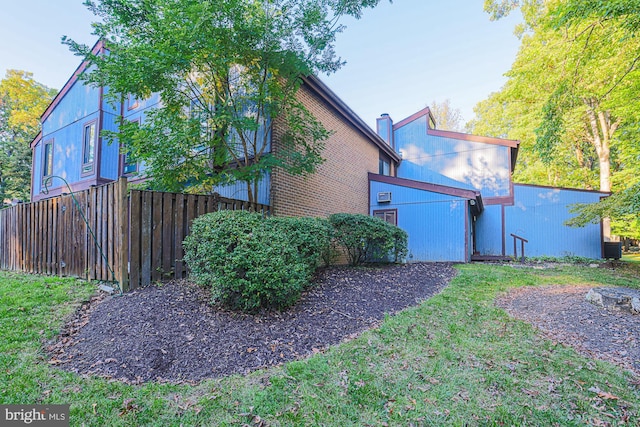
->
377, 191, 392, 203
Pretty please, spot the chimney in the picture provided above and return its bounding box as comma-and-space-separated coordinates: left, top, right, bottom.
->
376, 113, 394, 148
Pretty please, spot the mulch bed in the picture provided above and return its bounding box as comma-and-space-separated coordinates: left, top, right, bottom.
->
497, 284, 640, 377
47, 262, 456, 384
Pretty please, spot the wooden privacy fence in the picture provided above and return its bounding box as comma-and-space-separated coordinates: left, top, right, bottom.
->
0, 178, 269, 291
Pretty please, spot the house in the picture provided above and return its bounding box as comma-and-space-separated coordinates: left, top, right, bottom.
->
30, 41, 399, 218
369, 108, 608, 262
30, 42, 608, 262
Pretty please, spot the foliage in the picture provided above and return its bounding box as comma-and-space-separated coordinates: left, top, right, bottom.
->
268, 216, 333, 271
566, 182, 640, 238
328, 213, 408, 266
548, 0, 640, 33
3, 265, 640, 424
474, 0, 640, 238
66, 0, 388, 203
0, 70, 56, 205
183, 211, 332, 312
428, 99, 464, 132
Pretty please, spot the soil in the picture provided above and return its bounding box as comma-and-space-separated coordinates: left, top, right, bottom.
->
497, 284, 640, 377
47, 262, 456, 384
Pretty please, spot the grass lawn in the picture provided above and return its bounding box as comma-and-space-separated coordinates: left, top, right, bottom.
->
1, 264, 639, 426
622, 253, 640, 264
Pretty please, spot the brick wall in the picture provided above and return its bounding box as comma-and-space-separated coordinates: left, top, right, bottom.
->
271, 84, 381, 218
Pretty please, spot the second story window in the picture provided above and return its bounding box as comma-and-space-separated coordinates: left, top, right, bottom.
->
379, 157, 390, 176
127, 94, 139, 111
42, 140, 53, 180
82, 121, 97, 175
122, 118, 139, 175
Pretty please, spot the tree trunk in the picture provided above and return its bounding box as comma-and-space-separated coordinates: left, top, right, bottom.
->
584, 98, 620, 242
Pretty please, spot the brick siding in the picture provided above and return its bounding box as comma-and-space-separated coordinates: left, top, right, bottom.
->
271, 84, 381, 218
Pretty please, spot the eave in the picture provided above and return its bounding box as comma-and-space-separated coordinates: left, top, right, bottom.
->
302, 75, 401, 163
369, 172, 484, 215
39, 39, 104, 123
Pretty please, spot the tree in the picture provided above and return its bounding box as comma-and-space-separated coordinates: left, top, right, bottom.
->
66, 0, 388, 203
0, 70, 56, 205
428, 99, 464, 132
475, 0, 640, 238
547, 0, 640, 235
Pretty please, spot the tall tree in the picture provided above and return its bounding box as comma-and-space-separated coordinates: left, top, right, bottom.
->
428, 99, 464, 132
547, 0, 640, 234
0, 70, 56, 205
66, 0, 388, 203
473, 0, 640, 238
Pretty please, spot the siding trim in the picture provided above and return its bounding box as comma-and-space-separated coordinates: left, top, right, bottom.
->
369, 172, 483, 215
514, 182, 611, 195
465, 202, 469, 262
501, 204, 506, 256
39, 40, 105, 124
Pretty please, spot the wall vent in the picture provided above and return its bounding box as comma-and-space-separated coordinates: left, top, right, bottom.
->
377, 192, 392, 203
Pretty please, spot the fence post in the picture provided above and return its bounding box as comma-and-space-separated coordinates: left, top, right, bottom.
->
117, 177, 129, 291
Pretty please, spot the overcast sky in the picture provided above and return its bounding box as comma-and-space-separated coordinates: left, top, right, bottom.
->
0, 0, 523, 128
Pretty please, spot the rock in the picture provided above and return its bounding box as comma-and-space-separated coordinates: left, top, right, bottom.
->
586, 287, 640, 315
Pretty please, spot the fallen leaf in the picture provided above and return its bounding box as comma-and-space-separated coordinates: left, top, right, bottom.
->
597, 391, 619, 400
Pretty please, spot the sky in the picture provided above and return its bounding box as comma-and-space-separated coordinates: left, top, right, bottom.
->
0, 0, 523, 129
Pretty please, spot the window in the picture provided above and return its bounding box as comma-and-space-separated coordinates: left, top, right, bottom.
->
122, 119, 139, 175
82, 121, 97, 174
127, 94, 139, 111
373, 209, 397, 226
123, 152, 137, 174
42, 140, 53, 180
379, 158, 390, 176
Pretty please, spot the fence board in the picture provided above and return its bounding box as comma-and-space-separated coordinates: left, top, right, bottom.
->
174, 193, 185, 279
129, 190, 142, 290
0, 181, 268, 290
151, 192, 163, 282
162, 193, 173, 278
141, 191, 152, 287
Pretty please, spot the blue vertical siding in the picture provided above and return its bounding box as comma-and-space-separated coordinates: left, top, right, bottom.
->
120, 92, 162, 176
213, 173, 270, 206
100, 108, 122, 181
33, 78, 102, 197
32, 140, 43, 196
394, 115, 511, 197
370, 180, 469, 262
475, 204, 504, 256
504, 185, 606, 259
42, 81, 100, 137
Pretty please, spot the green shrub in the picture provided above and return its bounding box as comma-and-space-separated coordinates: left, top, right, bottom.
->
183, 211, 330, 312
268, 216, 333, 270
328, 213, 408, 266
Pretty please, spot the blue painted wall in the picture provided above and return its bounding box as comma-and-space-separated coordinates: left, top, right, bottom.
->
475, 204, 504, 256
34, 77, 102, 196
394, 115, 511, 197
213, 173, 271, 206
120, 91, 163, 176
370, 179, 470, 262
100, 102, 122, 181
504, 184, 606, 259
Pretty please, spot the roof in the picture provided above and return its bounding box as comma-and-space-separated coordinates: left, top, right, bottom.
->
302, 75, 402, 163
369, 172, 484, 215
31, 39, 104, 149
393, 107, 520, 172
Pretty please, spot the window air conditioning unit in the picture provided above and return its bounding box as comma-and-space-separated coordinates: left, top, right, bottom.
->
377, 191, 392, 203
